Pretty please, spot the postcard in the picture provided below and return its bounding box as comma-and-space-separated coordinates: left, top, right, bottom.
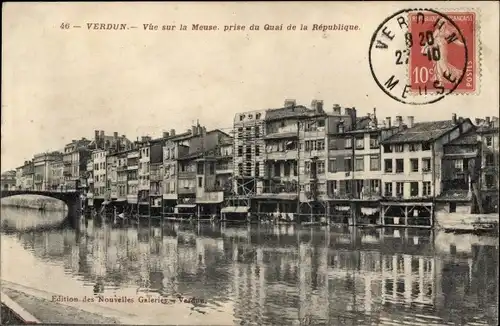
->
1, 1, 498, 325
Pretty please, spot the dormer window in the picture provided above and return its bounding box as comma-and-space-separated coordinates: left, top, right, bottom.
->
248, 114, 253, 120
256, 113, 261, 120
239, 114, 245, 121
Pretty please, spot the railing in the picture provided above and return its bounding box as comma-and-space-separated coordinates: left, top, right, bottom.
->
178, 171, 196, 179
178, 186, 196, 194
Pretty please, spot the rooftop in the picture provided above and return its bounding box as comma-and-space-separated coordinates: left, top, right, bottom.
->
265, 105, 322, 122
382, 120, 458, 144
448, 130, 478, 145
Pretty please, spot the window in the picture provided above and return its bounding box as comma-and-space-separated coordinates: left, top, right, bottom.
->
409, 144, 420, 152
318, 119, 325, 127
370, 180, 380, 193
394, 144, 404, 152
344, 158, 352, 172
355, 157, 364, 171
395, 159, 404, 173
423, 182, 431, 196
248, 114, 253, 120
328, 159, 337, 172
317, 140, 325, 151
383, 144, 392, 153
410, 182, 419, 197
237, 128, 243, 138
454, 159, 464, 172
384, 182, 393, 196
396, 182, 404, 196
256, 113, 261, 120
422, 158, 431, 172
355, 137, 364, 149
284, 162, 291, 176
209, 163, 215, 175
422, 142, 431, 151
255, 126, 260, 137
486, 136, 492, 146
485, 174, 494, 188
275, 162, 281, 176
255, 162, 260, 177
384, 159, 393, 173
370, 155, 380, 171
255, 145, 260, 156
449, 202, 456, 213
410, 158, 419, 172
370, 135, 379, 148
486, 153, 495, 166
238, 163, 243, 175
293, 162, 297, 176
345, 138, 352, 149
317, 162, 325, 174
239, 115, 244, 121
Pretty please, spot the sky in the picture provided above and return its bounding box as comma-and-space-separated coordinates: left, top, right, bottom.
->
2, 2, 499, 172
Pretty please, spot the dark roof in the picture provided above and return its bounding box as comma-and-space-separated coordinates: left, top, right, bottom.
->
477, 126, 499, 134
448, 131, 478, 145
381, 120, 457, 144
265, 105, 323, 122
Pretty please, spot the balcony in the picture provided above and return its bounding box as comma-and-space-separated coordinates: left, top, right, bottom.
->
128, 179, 138, 185
127, 165, 138, 170
117, 165, 127, 172
216, 164, 233, 175
178, 186, 196, 195
265, 151, 298, 161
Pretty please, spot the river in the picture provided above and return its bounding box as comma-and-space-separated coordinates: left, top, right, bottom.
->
1, 206, 498, 325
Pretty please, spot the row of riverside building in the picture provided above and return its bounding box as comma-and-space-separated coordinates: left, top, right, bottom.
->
4, 99, 499, 227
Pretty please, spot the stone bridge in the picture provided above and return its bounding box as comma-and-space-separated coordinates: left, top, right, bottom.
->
0, 190, 82, 228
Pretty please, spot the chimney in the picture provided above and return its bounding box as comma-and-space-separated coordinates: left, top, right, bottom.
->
163, 131, 169, 138
141, 136, 147, 142
202, 126, 207, 136
406, 116, 414, 128
284, 99, 296, 108
100, 130, 105, 139
94, 130, 99, 144
170, 129, 175, 136
486, 116, 491, 125
192, 125, 197, 136
451, 113, 457, 124
385, 117, 391, 128
475, 118, 481, 125
311, 100, 324, 113
332, 104, 341, 115
197, 125, 203, 136
395, 116, 402, 127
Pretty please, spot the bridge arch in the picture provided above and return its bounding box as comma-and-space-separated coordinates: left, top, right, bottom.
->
0, 190, 82, 228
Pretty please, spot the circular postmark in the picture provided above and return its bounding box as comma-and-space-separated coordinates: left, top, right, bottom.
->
369, 8, 468, 105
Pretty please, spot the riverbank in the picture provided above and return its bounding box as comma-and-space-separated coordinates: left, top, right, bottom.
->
1, 286, 120, 324
1, 196, 66, 212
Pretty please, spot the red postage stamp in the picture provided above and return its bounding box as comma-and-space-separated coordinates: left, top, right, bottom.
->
409, 11, 477, 94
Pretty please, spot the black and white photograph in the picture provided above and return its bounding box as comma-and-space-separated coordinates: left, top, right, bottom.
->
1, 2, 499, 325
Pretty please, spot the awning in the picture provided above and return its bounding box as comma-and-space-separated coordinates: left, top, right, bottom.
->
176, 204, 196, 208
221, 206, 249, 214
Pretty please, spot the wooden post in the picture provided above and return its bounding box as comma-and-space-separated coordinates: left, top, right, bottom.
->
380, 204, 385, 226
404, 206, 408, 226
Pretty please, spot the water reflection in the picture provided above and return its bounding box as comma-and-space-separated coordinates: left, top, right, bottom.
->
1, 207, 498, 325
